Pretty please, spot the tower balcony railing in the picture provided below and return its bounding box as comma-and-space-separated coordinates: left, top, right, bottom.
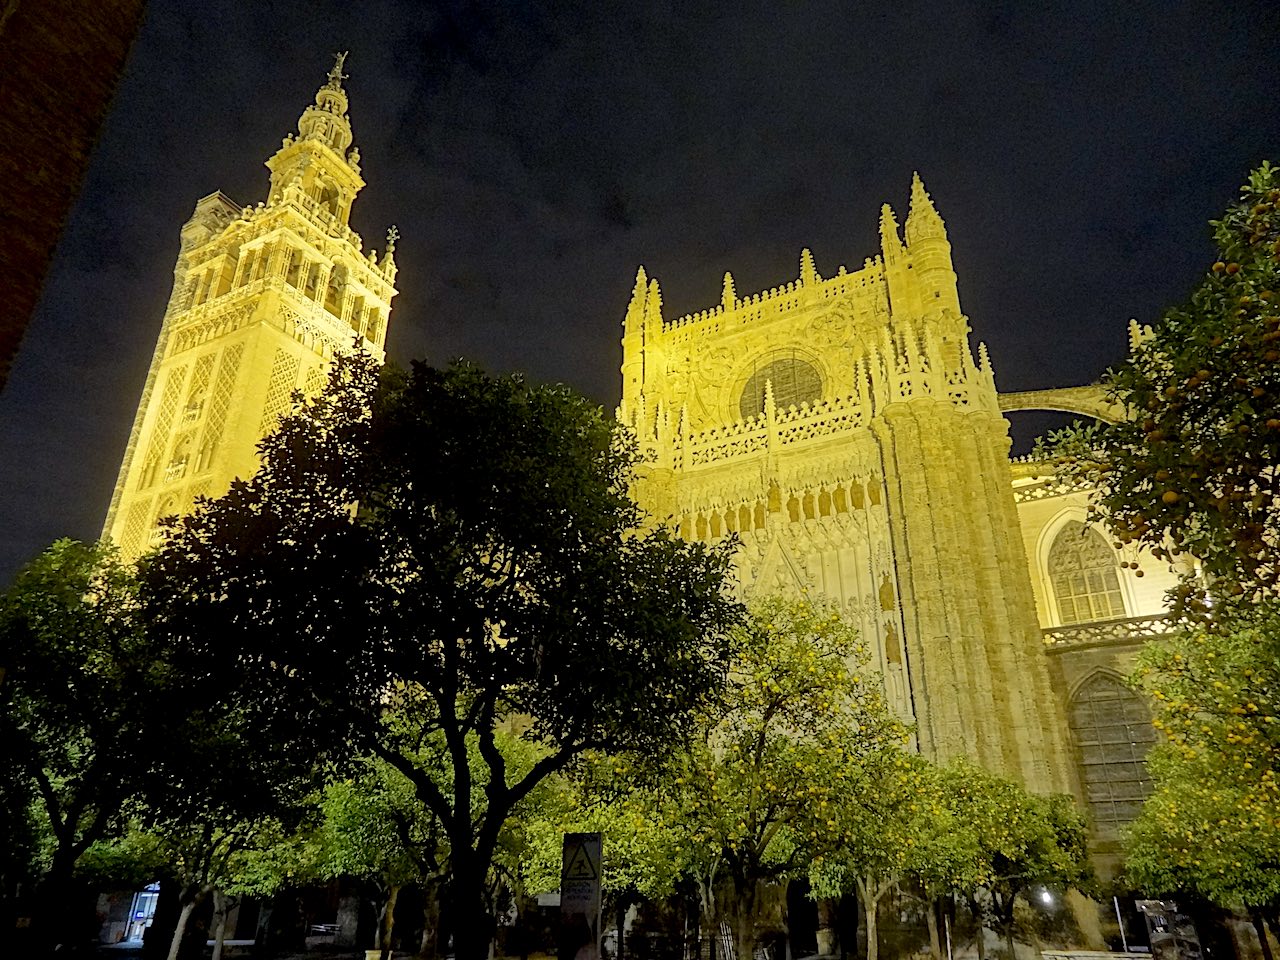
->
1041, 613, 1178, 650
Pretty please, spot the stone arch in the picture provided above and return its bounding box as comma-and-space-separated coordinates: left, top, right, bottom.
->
998, 384, 1123, 424
1067, 669, 1156, 840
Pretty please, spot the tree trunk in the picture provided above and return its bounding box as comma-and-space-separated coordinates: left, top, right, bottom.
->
968, 898, 986, 960
862, 892, 878, 960
451, 867, 496, 960
33, 843, 81, 948
211, 890, 236, 960
816, 898, 837, 957
730, 882, 758, 960
379, 884, 402, 959
167, 900, 199, 960
419, 883, 442, 960
617, 895, 628, 960
925, 901, 942, 960
1250, 908, 1275, 960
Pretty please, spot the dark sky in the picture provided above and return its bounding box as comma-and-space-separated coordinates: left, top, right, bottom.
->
2, 0, 1279, 583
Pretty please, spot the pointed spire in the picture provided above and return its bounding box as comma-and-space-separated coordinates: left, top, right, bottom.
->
624, 266, 647, 332
905, 172, 947, 245
722, 271, 736, 310
800, 248, 818, 286
880, 204, 904, 259
646, 278, 663, 324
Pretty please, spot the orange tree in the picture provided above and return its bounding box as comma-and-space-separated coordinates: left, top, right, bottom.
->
941, 762, 1089, 960
1125, 603, 1280, 949
808, 752, 962, 960
139, 354, 742, 960
1045, 162, 1280, 611
627, 596, 908, 960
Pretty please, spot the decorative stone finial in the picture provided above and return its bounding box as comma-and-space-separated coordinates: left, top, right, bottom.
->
385, 224, 399, 253
1128, 318, 1153, 351
722, 271, 736, 309
905, 172, 947, 244
799, 248, 818, 286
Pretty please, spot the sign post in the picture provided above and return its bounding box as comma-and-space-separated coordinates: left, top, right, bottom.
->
559, 832, 603, 960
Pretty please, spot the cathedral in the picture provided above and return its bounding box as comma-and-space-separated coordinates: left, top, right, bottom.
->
106, 59, 1175, 864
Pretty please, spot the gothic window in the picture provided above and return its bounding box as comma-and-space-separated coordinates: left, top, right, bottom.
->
1069, 673, 1156, 841
738, 356, 822, 421
1048, 521, 1126, 624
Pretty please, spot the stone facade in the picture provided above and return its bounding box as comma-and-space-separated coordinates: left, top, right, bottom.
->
618, 175, 1174, 829
103, 56, 397, 557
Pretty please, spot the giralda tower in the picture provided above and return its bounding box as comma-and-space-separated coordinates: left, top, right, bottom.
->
104, 56, 397, 557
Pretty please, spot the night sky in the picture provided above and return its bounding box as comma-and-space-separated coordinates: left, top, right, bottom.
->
2, 0, 1279, 583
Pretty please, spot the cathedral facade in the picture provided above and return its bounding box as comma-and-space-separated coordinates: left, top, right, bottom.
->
103, 56, 397, 556
106, 62, 1173, 856
618, 175, 1181, 851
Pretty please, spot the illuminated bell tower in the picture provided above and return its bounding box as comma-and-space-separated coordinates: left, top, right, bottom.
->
104, 55, 398, 558
620, 175, 1073, 793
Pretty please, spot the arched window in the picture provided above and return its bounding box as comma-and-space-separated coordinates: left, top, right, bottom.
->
1069, 673, 1156, 840
1048, 521, 1126, 624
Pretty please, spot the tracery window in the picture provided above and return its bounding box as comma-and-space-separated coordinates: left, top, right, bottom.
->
1069, 673, 1156, 840
1048, 521, 1126, 624
738, 356, 822, 421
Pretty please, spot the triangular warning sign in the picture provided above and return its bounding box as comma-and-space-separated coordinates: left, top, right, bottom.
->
563, 841, 598, 880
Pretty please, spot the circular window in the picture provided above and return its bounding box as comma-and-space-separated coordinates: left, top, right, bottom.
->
738, 357, 822, 420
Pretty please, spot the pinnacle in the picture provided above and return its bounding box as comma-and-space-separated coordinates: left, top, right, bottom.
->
879, 204, 903, 250
800, 248, 817, 285
906, 172, 946, 242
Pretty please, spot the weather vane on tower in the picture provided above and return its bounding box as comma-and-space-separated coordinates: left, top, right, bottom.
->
328, 51, 349, 86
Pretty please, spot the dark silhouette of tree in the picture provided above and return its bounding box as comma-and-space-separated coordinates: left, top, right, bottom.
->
141, 354, 743, 960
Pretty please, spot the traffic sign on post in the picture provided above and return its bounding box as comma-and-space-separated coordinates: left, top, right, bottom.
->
559, 832, 603, 960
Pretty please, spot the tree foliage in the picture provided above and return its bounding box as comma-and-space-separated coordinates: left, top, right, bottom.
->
1043, 162, 1280, 610
1125, 604, 1280, 915
620, 596, 907, 960
0, 540, 156, 937
139, 354, 743, 960
942, 763, 1089, 958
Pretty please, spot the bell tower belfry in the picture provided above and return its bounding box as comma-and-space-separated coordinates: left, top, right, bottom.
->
619, 175, 1074, 793
104, 55, 398, 558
